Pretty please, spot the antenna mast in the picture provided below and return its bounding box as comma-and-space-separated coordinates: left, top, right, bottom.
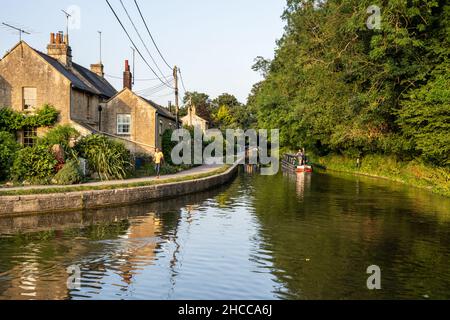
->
98, 31, 102, 63
2, 22, 31, 42
61, 9, 72, 43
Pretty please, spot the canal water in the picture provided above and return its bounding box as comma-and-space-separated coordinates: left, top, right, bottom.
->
1, 168, 450, 300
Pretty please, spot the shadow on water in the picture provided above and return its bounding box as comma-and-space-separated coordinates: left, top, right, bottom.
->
250, 170, 450, 300
1, 167, 450, 300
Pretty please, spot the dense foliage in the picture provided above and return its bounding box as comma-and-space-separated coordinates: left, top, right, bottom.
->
248, 0, 449, 166
11, 145, 58, 184
162, 129, 178, 165
75, 134, 131, 181
0, 105, 59, 132
39, 125, 80, 158
53, 159, 82, 185
0, 131, 20, 180
181, 92, 253, 130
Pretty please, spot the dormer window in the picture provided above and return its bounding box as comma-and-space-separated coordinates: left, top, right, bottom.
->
23, 87, 37, 110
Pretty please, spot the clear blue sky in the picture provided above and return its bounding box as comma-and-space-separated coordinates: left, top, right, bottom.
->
0, 0, 285, 106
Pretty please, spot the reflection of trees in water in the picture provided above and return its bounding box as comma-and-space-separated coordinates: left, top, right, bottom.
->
0, 186, 227, 300
250, 172, 450, 299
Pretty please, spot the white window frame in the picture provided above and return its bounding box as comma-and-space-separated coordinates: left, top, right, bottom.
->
23, 87, 37, 110
117, 114, 131, 135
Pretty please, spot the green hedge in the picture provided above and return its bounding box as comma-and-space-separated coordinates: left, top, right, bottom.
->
11, 145, 58, 184
0, 131, 20, 180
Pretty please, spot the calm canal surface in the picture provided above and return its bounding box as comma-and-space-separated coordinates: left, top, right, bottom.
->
1, 169, 450, 300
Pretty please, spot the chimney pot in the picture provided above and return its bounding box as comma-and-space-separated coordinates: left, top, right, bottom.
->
123, 60, 132, 90
47, 31, 72, 67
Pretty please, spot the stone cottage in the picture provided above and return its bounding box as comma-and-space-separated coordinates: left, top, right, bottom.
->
181, 104, 209, 133
101, 60, 177, 154
0, 32, 116, 143
0, 32, 176, 154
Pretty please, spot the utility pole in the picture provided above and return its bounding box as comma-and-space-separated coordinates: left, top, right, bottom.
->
131, 47, 136, 86
2, 22, 31, 42
173, 66, 180, 128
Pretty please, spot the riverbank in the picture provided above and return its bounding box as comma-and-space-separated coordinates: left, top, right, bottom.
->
0, 164, 228, 196
314, 155, 450, 197
0, 163, 238, 216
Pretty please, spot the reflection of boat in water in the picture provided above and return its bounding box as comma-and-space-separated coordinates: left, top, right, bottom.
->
296, 171, 312, 198
296, 165, 313, 173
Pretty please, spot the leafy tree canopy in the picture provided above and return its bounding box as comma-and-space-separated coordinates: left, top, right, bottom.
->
247, 0, 449, 165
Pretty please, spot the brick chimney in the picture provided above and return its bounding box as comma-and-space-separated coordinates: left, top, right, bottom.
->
90, 63, 104, 78
123, 60, 132, 90
47, 31, 72, 67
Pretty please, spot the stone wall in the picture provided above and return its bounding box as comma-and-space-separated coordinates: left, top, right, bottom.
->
0, 42, 71, 125
103, 88, 176, 154
103, 89, 157, 154
0, 165, 239, 217
71, 89, 101, 126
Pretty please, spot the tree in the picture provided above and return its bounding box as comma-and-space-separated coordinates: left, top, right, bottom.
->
211, 93, 254, 129
182, 91, 213, 123
398, 67, 450, 166
247, 0, 449, 164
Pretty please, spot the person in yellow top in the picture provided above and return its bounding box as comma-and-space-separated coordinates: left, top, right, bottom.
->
154, 148, 165, 179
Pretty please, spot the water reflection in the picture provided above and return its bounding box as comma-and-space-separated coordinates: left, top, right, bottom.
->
1, 169, 450, 300
0, 187, 230, 300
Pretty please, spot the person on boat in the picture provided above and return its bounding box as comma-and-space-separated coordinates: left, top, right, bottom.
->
154, 148, 165, 179
302, 148, 307, 165
296, 149, 304, 166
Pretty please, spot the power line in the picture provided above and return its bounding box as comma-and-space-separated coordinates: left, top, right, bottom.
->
178, 68, 188, 95
152, 91, 175, 99
141, 90, 174, 99
139, 87, 173, 97
105, 74, 172, 81
105, 0, 174, 89
136, 80, 175, 95
119, 0, 171, 85
134, 0, 172, 70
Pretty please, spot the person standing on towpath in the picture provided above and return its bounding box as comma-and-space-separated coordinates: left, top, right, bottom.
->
154, 148, 165, 179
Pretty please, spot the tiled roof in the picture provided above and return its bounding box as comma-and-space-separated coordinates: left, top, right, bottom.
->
141, 96, 176, 120
33, 49, 117, 98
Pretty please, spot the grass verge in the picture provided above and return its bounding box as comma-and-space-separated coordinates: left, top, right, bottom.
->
312, 155, 450, 197
0, 165, 231, 197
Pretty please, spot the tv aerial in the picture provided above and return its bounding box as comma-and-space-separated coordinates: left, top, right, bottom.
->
1, 22, 31, 41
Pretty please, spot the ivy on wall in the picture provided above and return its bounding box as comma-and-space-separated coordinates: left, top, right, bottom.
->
0, 105, 59, 132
